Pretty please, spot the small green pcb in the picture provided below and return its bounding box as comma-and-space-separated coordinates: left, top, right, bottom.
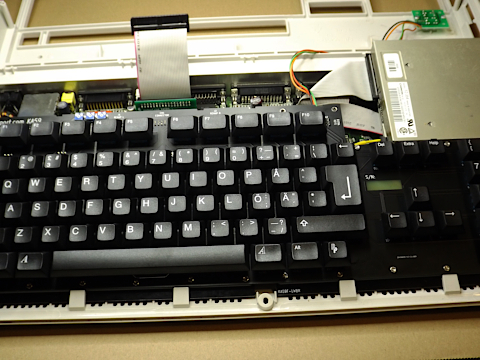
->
135, 98, 197, 111
412, 9, 449, 29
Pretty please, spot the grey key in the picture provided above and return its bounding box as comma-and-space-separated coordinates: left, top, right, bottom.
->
124, 117, 149, 132
230, 147, 248, 162
14, 227, 33, 244
296, 215, 365, 233
93, 119, 117, 134
96, 152, 114, 168
280, 192, 299, 208
256, 146, 274, 161
42, 226, 61, 243
224, 194, 242, 211
4, 202, 24, 219
140, 197, 158, 214
271, 168, 289, 184
70, 153, 88, 169
149, 150, 167, 165
176, 149, 193, 164
18, 155, 37, 170
44, 154, 62, 169
299, 111, 323, 125
252, 193, 271, 210
323, 164, 362, 206
239, 219, 258, 236
268, 218, 287, 235
28, 178, 46, 193
107, 174, 125, 191
203, 148, 221, 163
54, 177, 72, 193
255, 244, 282, 262
62, 121, 85, 135
2, 179, 21, 195
31, 201, 50, 218
58, 201, 77, 218
162, 172, 179, 189
298, 167, 317, 183
168, 196, 186, 212
69, 225, 87, 242
190, 171, 207, 187
328, 241, 347, 258
283, 145, 301, 160
266, 112, 291, 126
81, 176, 99, 192
217, 170, 234, 186
244, 169, 262, 185
308, 191, 327, 207
97, 224, 116, 241
85, 199, 103, 216
135, 173, 152, 190
182, 221, 201, 238
125, 223, 144, 240
202, 115, 226, 129
17, 252, 47, 274
211, 220, 229, 238
310, 144, 328, 159
112, 198, 130, 216
153, 222, 172, 239
196, 195, 215, 212
235, 114, 258, 128
122, 151, 140, 167
170, 116, 194, 130
291, 242, 318, 261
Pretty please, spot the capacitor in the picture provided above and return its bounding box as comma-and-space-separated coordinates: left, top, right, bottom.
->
250, 96, 263, 108
56, 101, 71, 115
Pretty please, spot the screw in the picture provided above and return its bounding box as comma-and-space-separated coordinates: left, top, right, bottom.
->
133, 280, 140, 286
79, 281, 86, 287
331, 106, 338, 112
337, 272, 344, 278
444, 141, 451, 147
390, 266, 397, 274
443, 265, 451, 272
242, 276, 250, 283
188, 277, 194, 283
26, 283, 33, 289
283, 272, 289, 279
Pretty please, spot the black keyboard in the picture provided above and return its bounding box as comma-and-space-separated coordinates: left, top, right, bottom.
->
1, 105, 480, 312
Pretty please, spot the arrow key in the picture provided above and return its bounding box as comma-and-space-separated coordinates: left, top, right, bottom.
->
436, 210, 463, 234
408, 211, 436, 237
382, 212, 408, 239
405, 186, 430, 210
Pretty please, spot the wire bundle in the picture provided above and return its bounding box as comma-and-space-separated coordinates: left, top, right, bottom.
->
289, 50, 327, 105
382, 20, 422, 40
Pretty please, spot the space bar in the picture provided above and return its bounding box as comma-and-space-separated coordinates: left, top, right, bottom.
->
51, 245, 247, 277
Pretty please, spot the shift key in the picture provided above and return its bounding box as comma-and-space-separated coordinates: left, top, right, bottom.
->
295, 215, 366, 240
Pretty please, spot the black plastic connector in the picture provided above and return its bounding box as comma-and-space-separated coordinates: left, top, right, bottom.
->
130, 14, 189, 34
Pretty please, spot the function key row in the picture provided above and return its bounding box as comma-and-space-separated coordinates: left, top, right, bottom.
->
167, 111, 325, 143
0, 118, 153, 147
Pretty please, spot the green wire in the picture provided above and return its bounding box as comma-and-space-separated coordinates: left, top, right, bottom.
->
399, 23, 406, 40
290, 51, 317, 106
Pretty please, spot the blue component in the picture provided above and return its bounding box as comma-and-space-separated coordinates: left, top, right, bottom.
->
96, 111, 107, 119
74, 112, 84, 120
85, 112, 95, 120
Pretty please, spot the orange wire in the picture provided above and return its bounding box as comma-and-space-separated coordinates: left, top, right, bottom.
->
289, 50, 328, 104
385, 21, 421, 40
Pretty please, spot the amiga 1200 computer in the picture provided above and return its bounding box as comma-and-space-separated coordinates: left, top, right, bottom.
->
0, 0, 480, 323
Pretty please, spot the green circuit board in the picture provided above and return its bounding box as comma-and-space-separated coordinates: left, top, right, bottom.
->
412, 10, 449, 29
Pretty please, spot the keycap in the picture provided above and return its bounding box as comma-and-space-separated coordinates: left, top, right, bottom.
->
435, 210, 463, 234
14, 227, 40, 249
295, 167, 318, 190
331, 143, 355, 164
254, 145, 276, 168
408, 211, 436, 236
465, 161, 480, 184
420, 140, 446, 164
31, 202, 54, 223
0, 253, 15, 278
0, 123, 29, 147
242, 169, 264, 192
268, 168, 291, 191
30, 122, 60, 145
372, 141, 395, 168
18, 155, 41, 176
227, 146, 251, 169
200, 114, 229, 139
249, 193, 273, 218
222, 194, 246, 218
322, 165, 362, 210
153, 222, 175, 243
168, 115, 197, 141
237, 219, 261, 243
194, 195, 217, 219
180, 221, 204, 245
95, 152, 119, 172
201, 147, 224, 169
287, 242, 321, 269
295, 214, 366, 240
303, 191, 328, 215
41, 226, 64, 246
215, 170, 236, 192
382, 212, 409, 238
69, 153, 93, 173
458, 139, 480, 161
280, 145, 303, 167
123, 117, 153, 142
306, 144, 329, 166
277, 191, 301, 216
51, 245, 248, 276
0, 229, 13, 251
264, 217, 289, 243
405, 186, 430, 210
2, 178, 26, 200
231, 113, 261, 138
174, 148, 197, 170
121, 151, 144, 172
189, 171, 208, 193
295, 111, 325, 138
148, 150, 169, 170
16, 252, 51, 278
324, 241, 349, 267
96, 224, 119, 245
252, 244, 284, 270
61, 121, 90, 143
263, 112, 293, 138
125, 223, 145, 242
43, 153, 67, 174
209, 220, 233, 245
0, 156, 14, 177
92, 119, 121, 143
395, 141, 421, 166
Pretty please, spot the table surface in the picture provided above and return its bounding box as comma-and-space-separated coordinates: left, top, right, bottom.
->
3, 0, 480, 358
